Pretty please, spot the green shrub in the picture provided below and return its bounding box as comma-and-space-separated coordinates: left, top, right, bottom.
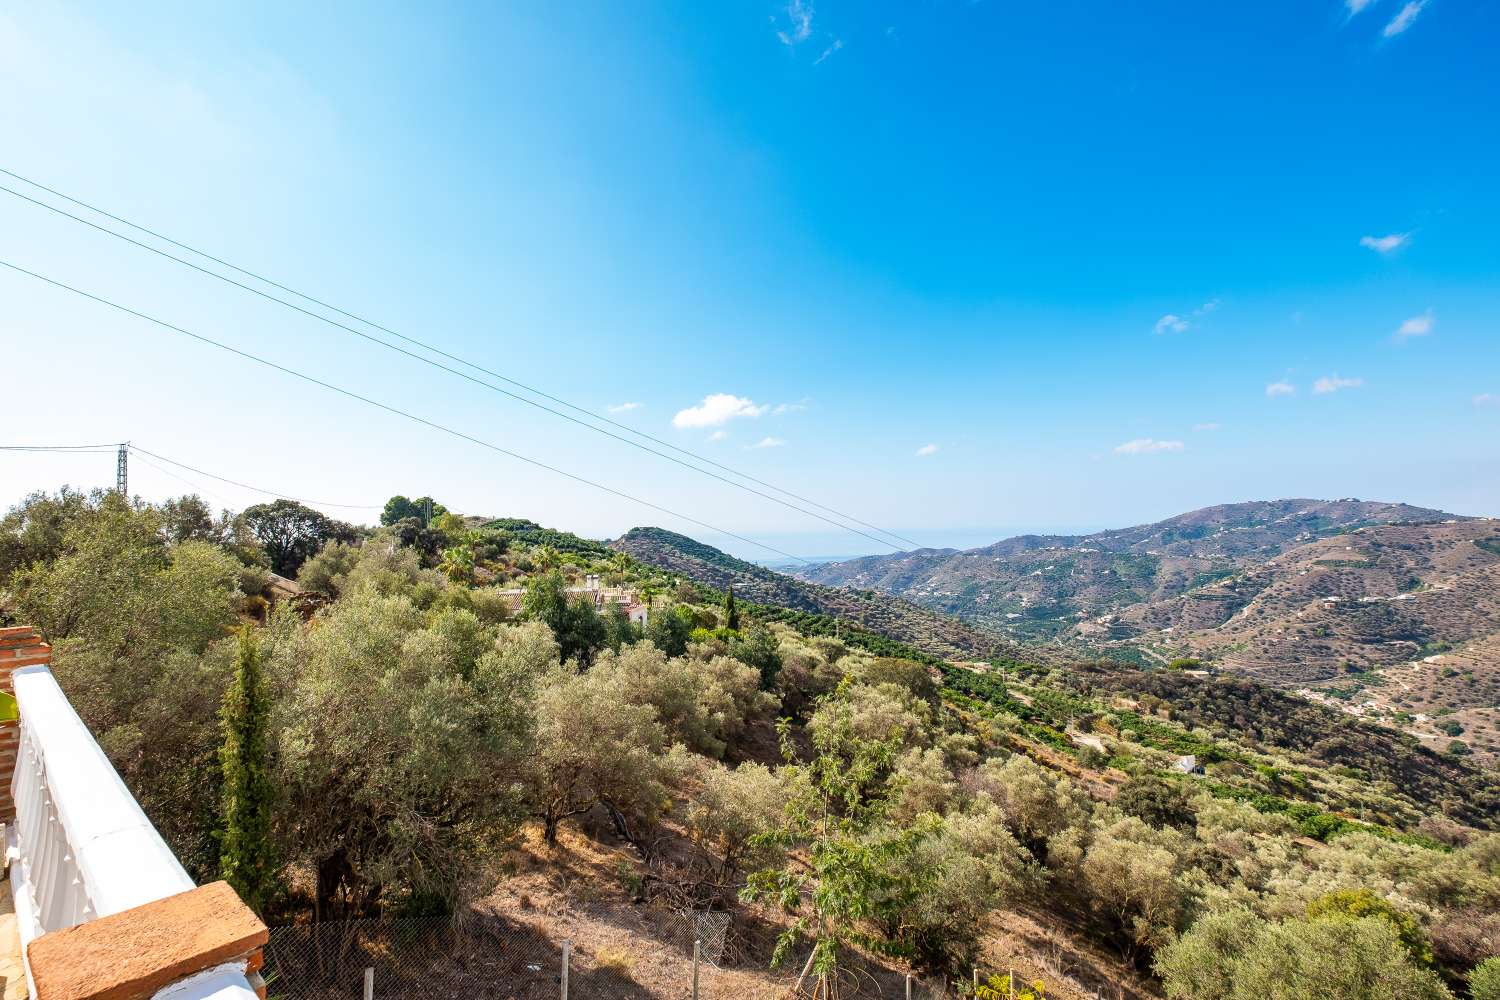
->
1307, 888, 1433, 967
1470, 957, 1500, 1000
976, 974, 1045, 1000
1116, 774, 1196, 829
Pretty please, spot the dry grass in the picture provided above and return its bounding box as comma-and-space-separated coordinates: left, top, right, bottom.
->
982, 910, 1161, 1000
594, 946, 636, 973
476, 821, 1156, 999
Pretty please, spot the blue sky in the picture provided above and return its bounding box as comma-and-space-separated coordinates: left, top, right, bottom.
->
2, 1, 1497, 560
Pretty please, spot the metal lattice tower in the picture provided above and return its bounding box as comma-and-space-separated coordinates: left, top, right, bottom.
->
116, 443, 128, 496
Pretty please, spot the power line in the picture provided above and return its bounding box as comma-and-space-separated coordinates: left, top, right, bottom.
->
0, 258, 814, 565
5, 442, 380, 511
0, 178, 904, 552
0, 168, 922, 552
128, 445, 380, 511
0, 444, 119, 452
127, 449, 235, 506
1, 181, 898, 553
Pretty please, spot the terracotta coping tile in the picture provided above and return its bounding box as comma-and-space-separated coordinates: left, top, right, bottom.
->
27, 882, 267, 1000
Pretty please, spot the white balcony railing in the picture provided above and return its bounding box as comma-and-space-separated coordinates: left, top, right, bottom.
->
5, 660, 260, 1000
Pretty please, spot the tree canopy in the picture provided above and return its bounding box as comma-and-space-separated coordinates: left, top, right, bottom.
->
521, 571, 606, 665
1157, 911, 1452, 1000
241, 499, 358, 577
380, 495, 447, 527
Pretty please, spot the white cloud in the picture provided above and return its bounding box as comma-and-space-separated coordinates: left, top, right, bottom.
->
1114, 438, 1185, 455
708, 430, 729, 442
1383, 0, 1425, 36
814, 38, 843, 64
1266, 381, 1296, 397
915, 443, 939, 457
607, 401, 642, 414
1193, 422, 1222, 432
672, 393, 768, 428
776, 0, 814, 46
1346, 0, 1377, 13
1474, 393, 1499, 408
1360, 232, 1409, 254
772, 400, 808, 415
1394, 310, 1435, 341
1313, 374, 1364, 394
1153, 299, 1220, 335
750, 436, 785, 449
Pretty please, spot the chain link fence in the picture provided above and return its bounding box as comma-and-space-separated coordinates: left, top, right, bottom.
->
265, 914, 559, 999
264, 904, 956, 999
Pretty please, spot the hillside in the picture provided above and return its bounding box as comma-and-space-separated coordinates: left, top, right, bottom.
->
1103, 519, 1500, 675
796, 500, 1462, 643
610, 526, 1016, 661
1101, 520, 1500, 763
1052, 660, 1500, 829
11, 487, 1500, 1000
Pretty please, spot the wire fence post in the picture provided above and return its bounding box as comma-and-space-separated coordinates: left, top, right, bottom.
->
905, 972, 913, 1000
1009, 967, 1015, 1000
362, 966, 373, 1000
692, 938, 701, 1000
973, 967, 980, 993
560, 939, 571, 1000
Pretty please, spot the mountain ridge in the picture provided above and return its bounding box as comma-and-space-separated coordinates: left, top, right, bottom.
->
794, 498, 1469, 641
785, 498, 1500, 759
609, 525, 1020, 661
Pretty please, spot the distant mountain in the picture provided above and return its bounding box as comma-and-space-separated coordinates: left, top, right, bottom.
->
1099, 517, 1500, 765
1122, 518, 1500, 675
609, 526, 1017, 661
794, 498, 1468, 645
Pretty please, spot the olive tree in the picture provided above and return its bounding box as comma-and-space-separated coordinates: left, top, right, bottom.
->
529, 661, 687, 847
1080, 816, 1188, 959
296, 540, 360, 595
587, 643, 773, 758
684, 760, 786, 888
0, 487, 92, 581
12, 496, 247, 877
887, 747, 960, 825
969, 754, 1089, 854
1158, 911, 1453, 1000
1154, 908, 1261, 1000
267, 593, 538, 916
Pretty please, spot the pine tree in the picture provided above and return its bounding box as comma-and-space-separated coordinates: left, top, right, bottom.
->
220, 626, 278, 914
724, 584, 741, 631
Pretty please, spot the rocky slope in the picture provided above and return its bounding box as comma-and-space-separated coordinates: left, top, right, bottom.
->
1110, 520, 1500, 761
1109, 519, 1500, 676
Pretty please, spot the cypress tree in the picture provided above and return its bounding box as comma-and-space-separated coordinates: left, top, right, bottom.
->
220, 626, 278, 914
724, 585, 741, 631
